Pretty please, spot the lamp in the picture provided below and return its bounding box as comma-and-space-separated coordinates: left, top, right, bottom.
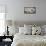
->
5, 20, 12, 35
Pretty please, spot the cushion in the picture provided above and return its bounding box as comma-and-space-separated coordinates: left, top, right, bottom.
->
24, 24, 32, 29
24, 27, 32, 35
42, 25, 46, 35
42, 25, 46, 33
40, 25, 45, 35
19, 27, 32, 35
8, 26, 19, 36
32, 26, 41, 35
19, 27, 25, 34
24, 24, 32, 35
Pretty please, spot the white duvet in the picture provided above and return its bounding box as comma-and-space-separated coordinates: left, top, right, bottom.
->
11, 33, 46, 46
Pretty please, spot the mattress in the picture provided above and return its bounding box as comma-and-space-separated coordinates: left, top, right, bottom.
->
11, 33, 46, 46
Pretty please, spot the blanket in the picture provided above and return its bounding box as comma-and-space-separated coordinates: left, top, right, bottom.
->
11, 33, 46, 46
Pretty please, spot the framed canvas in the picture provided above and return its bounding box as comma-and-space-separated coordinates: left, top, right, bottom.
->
24, 7, 36, 14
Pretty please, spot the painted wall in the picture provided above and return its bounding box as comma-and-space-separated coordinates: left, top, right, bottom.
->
13, 0, 46, 22
0, 0, 46, 22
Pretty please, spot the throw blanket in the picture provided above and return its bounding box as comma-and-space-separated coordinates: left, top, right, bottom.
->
11, 33, 46, 46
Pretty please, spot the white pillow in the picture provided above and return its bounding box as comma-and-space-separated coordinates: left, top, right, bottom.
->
42, 25, 46, 33
24, 27, 32, 35
41, 25, 45, 35
8, 26, 19, 36
19, 27, 25, 34
24, 24, 32, 29
32, 26, 41, 35
19, 27, 32, 35
24, 24, 32, 35
32, 27, 36, 35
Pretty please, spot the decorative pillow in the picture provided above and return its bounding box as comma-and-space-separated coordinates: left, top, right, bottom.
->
42, 25, 46, 35
19, 27, 25, 34
24, 27, 32, 35
42, 25, 46, 32
19, 27, 32, 35
24, 24, 32, 35
32, 27, 36, 35
24, 24, 32, 29
32, 26, 41, 35
40, 25, 45, 35
8, 26, 19, 36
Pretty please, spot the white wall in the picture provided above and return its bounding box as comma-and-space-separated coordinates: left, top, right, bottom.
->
0, 0, 46, 22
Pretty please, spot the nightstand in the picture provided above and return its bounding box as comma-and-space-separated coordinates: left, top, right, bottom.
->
0, 36, 13, 46
3, 41, 12, 46
2, 36, 13, 46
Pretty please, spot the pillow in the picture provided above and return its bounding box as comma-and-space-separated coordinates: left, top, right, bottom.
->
19, 27, 32, 35
42, 25, 46, 35
24, 27, 32, 35
19, 27, 25, 34
24, 24, 32, 29
24, 24, 32, 35
42, 25, 46, 33
40, 25, 45, 35
32, 26, 41, 35
8, 26, 19, 36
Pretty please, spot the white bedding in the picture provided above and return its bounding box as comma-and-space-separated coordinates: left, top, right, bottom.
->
11, 33, 46, 46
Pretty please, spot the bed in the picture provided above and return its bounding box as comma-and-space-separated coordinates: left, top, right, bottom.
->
11, 33, 46, 46
11, 21, 46, 46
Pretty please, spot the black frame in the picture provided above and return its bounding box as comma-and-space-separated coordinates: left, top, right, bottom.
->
24, 7, 36, 14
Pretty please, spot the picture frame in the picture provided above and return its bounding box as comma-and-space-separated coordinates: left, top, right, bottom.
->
24, 7, 36, 14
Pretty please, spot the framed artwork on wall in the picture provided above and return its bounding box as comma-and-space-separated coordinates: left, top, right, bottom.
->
24, 7, 36, 14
